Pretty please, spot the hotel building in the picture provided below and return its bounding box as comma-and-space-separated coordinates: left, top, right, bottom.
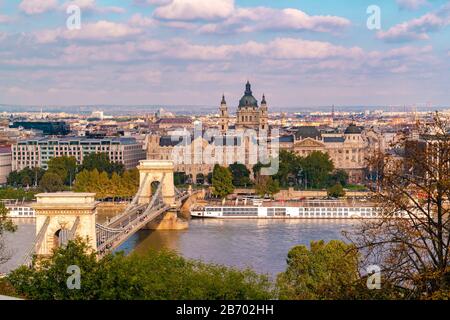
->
12, 137, 146, 171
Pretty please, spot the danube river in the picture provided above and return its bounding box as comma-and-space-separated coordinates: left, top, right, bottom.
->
2, 218, 356, 277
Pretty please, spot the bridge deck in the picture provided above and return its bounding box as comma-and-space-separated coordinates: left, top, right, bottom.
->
96, 189, 198, 257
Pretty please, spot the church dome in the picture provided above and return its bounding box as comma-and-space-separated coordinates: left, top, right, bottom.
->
238, 81, 258, 108
345, 123, 363, 134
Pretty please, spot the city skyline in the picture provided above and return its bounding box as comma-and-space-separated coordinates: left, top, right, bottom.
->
1, 0, 450, 108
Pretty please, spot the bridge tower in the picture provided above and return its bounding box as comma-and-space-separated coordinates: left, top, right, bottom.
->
137, 160, 187, 230
137, 160, 176, 206
32, 193, 98, 256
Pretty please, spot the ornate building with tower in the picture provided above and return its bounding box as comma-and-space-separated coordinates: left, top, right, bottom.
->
219, 81, 269, 132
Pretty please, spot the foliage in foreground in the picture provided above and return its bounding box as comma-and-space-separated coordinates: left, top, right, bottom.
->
7, 239, 275, 300
5, 238, 449, 300
276, 240, 407, 300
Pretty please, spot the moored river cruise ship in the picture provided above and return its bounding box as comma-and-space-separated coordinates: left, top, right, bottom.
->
191, 199, 408, 219
2, 200, 36, 218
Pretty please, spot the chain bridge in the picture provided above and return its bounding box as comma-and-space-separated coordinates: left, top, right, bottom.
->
23, 160, 201, 265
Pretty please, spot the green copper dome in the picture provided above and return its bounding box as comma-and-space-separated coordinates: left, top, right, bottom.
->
239, 81, 258, 108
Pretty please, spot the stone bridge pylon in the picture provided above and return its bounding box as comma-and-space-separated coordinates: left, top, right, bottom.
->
137, 160, 176, 207
31, 193, 98, 257
137, 160, 188, 230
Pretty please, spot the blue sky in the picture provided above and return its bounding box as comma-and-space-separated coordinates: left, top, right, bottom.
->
0, 0, 449, 108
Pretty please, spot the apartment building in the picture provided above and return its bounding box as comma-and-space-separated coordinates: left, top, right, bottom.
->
12, 137, 146, 171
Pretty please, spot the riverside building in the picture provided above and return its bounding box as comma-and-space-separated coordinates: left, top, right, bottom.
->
12, 137, 146, 171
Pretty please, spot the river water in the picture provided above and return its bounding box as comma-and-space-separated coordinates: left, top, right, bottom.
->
1, 217, 356, 277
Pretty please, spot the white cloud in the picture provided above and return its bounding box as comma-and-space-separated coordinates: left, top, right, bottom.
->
34, 21, 142, 43
61, 0, 126, 14
19, 0, 58, 15
129, 14, 156, 27
149, 2, 350, 34
377, 9, 450, 42
396, 0, 428, 11
154, 0, 235, 21
198, 7, 350, 34
146, 0, 172, 5
135, 37, 364, 61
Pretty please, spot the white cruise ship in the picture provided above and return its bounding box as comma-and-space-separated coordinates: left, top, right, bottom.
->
2, 200, 36, 218
191, 199, 407, 219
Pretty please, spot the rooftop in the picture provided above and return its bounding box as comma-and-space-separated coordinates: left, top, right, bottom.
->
16, 136, 140, 145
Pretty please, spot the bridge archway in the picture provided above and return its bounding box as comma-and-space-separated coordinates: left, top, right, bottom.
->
137, 160, 176, 206
31, 193, 97, 257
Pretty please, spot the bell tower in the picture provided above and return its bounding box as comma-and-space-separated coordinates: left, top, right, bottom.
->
259, 94, 269, 131
219, 94, 229, 134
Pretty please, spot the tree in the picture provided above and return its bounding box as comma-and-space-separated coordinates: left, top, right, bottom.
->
7, 167, 45, 187
302, 151, 334, 189
229, 163, 251, 187
347, 113, 450, 298
0, 203, 17, 265
211, 164, 234, 199
80, 153, 124, 176
207, 172, 213, 185
274, 150, 303, 187
277, 240, 360, 300
39, 172, 64, 192
47, 156, 78, 186
255, 175, 280, 198
8, 239, 275, 300
74, 169, 139, 200
0, 188, 37, 201
174, 172, 188, 186
327, 183, 346, 198
329, 169, 349, 187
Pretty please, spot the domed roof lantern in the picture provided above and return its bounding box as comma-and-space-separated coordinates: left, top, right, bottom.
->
221, 94, 226, 105
261, 94, 267, 105
245, 81, 252, 96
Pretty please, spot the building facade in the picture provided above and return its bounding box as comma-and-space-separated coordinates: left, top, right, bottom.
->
279, 124, 372, 183
12, 137, 146, 171
0, 146, 12, 185
147, 133, 259, 183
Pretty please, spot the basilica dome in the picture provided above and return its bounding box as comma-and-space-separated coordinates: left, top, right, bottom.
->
238, 81, 258, 108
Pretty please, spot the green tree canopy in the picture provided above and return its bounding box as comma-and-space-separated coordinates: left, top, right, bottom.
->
0, 203, 16, 237
174, 172, 188, 186
255, 174, 280, 198
7, 167, 45, 188
229, 163, 251, 187
47, 156, 78, 186
73, 168, 139, 199
0, 188, 37, 201
277, 240, 360, 300
39, 172, 65, 192
80, 153, 125, 176
274, 150, 303, 187
212, 164, 234, 199
329, 169, 349, 187
0, 203, 17, 266
7, 239, 275, 300
327, 183, 346, 198
302, 151, 334, 189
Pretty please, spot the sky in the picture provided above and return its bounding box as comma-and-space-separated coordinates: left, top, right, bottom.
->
0, 0, 449, 109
